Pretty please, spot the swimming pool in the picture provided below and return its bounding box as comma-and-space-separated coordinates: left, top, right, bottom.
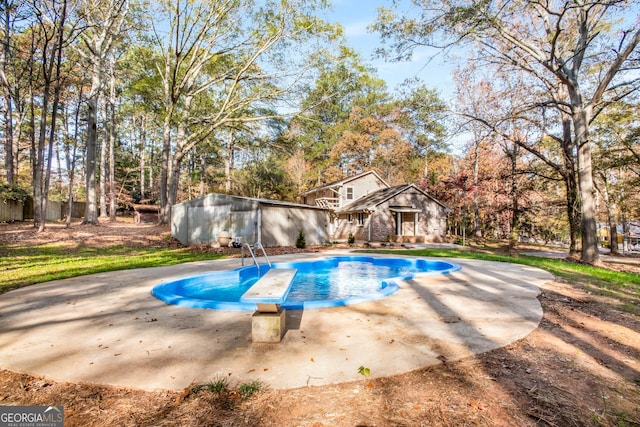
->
151, 256, 461, 311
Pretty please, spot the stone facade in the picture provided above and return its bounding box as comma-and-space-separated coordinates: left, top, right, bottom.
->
332, 185, 448, 243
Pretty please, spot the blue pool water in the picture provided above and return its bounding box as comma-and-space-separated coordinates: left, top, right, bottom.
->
151, 256, 461, 311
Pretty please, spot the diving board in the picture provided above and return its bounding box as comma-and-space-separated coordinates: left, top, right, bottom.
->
240, 268, 297, 342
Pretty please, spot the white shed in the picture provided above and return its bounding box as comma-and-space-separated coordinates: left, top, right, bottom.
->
171, 193, 329, 247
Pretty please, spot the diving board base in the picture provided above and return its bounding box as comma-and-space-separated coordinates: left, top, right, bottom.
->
251, 308, 286, 343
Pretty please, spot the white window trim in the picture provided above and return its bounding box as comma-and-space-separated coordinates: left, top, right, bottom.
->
346, 186, 354, 200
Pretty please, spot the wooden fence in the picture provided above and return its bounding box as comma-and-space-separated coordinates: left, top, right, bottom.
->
1, 198, 86, 222
0, 200, 23, 221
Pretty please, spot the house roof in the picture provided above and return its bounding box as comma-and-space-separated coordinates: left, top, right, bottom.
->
235, 195, 327, 210
337, 184, 449, 213
300, 170, 389, 196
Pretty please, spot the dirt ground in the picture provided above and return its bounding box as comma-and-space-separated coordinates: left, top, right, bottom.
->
1, 220, 639, 426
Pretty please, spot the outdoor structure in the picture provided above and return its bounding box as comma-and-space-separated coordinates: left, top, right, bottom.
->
133, 204, 160, 224
301, 171, 449, 243
300, 170, 389, 210
597, 222, 640, 253
333, 184, 448, 243
171, 193, 329, 247
173, 171, 448, 247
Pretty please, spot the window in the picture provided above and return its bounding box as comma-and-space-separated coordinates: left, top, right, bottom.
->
357, 212, 365, 226
346, 186, 354, 200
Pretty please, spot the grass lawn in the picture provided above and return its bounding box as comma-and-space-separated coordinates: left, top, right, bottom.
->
0, 244, 226, 295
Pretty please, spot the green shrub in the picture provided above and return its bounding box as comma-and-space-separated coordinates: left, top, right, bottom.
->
348, 233, 355, 246
295, 229, 306, 249
200, 375, 230, 394
238, 380, 265, 399
0, 183, 30, 203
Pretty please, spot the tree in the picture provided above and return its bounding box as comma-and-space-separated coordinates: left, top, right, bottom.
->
393, 79, 447, 181
453, 61, 584, 253
592, 101, 640, 255
375, 0, 640, 264
288, 47, 390, 186
149, 0, 337, 224
76, 0, 130, 225
27, 0, 78, 230
0, 0, 23, 184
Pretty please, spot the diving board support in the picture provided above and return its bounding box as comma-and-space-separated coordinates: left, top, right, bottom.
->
240, 268, 297, 343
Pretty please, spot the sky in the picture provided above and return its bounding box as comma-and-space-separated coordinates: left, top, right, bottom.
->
324, 0, 457, 100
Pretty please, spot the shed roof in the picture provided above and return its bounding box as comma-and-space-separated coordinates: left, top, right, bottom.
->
179, 192, 326, 210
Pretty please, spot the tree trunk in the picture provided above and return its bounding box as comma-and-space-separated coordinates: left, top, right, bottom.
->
473, 139, 482, 238
138, 115, 146, 201
199, 153, 205, 197
42, 2, 67, 231
573, 106, 600, 264
168, 154, 183, 216
108, 59, 116, 221
1, 0, 14, 184
2, 96, 14, 184
564, 172, 581, 255
224, 131, 234, 192
507, 145, 519, 252
559, 112, 580, 256
83, 95, 100, 224
33, 32, 55, 231
99, 93, 108, 217
159, 112, 172, 224
603, 184, 619, 256
65, 88, 82, 228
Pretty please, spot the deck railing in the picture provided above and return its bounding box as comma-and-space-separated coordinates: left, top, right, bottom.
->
315, 197, 340, 210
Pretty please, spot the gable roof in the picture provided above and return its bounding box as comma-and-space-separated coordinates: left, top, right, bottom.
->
300, 170, 389, 196
337, 184, 449, 213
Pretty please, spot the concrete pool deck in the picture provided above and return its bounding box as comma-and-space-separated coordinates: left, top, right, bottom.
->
0, 251, 553, 391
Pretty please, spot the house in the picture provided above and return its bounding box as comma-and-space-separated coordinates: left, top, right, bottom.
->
597, 222, 640, 251
597, 224, 624, 246
299, 170, 389, 210
301, 171, 449, 243
171, 193, 329, 247
172, 171, 449, 248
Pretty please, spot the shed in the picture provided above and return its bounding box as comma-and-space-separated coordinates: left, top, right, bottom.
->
171, 193, 329, 247
133, 204, 160, 224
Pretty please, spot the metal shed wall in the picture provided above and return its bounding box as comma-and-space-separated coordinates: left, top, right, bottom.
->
172, 193, 328, 247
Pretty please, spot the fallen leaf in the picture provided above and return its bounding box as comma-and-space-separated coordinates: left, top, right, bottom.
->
470, 401, 484, 410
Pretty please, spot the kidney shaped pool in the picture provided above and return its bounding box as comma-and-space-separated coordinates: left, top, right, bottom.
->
151, 256, 461, 311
